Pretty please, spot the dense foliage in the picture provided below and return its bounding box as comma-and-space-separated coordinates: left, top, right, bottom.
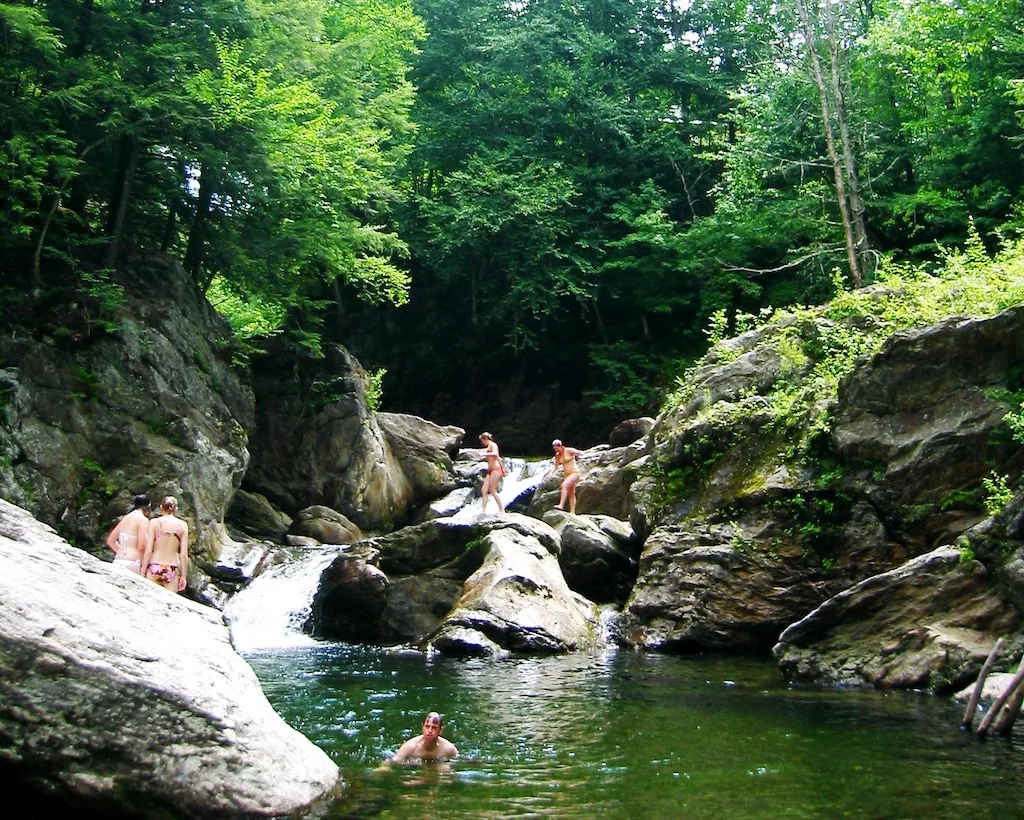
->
2, 0, 1023, 436
347, 0, 1024, 431
1, 0, 422, 352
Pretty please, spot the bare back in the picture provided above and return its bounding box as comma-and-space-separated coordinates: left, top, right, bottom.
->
149, 515, 187, 564
107, 509, 150, 561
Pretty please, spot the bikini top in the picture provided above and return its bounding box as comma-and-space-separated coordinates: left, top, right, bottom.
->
151, 518, 185, 549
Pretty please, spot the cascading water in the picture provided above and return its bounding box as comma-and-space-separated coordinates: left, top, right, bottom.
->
224, 453, 552, 651
224, 546, 346, 652
443, 455, 548, 523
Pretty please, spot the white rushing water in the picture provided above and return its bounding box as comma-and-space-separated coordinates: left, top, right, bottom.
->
445, 455, 549, 523
225, 454, 553, 651
224, 546, 345, 652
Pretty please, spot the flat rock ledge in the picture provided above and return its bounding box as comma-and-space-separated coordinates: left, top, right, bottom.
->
0, 499, 339, 818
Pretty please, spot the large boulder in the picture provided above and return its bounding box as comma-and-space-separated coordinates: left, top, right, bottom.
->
243, 344, 464, 531
0, 499, 338, 817
290, 505, 363, 545
225, 489, 292, 543
529, 443, 644, 520
307, 519, 492, 645
0, 251, 254, 569
307, 514, 598, 654
428, 518, 600, 656
542, 511, 640, 603
773, 546, 1022, 691
622, 306, 1024, 652
377, 412, 465, 500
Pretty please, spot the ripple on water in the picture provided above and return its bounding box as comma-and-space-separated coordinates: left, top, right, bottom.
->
246, 645, 1024, 820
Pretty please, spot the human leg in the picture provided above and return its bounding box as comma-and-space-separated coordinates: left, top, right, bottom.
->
564, 473, 579, 514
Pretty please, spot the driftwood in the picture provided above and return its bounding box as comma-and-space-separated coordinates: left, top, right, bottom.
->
978, 656, 1024, 739
962, 638, 1004, 729
993, 680, 1024, 736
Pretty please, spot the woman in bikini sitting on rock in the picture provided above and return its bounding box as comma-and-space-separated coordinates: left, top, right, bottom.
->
141, 496, 189, 592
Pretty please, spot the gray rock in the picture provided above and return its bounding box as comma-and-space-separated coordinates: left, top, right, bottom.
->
773, 546, 1021, 691
0, 251, 253, 570
542, 511, 638, 603
244, 348, 465, 532
621, 305, 1024, 652
0, 498, 338, 816
307, 546, 388, 642
291, 505, 363, 545
427, 522, 600, 655
529, 442, 645, 520
608, 416, 655, 448
226, 489, 292, 543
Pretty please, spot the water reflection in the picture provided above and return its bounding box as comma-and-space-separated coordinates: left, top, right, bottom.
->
247, 645, 1024, 819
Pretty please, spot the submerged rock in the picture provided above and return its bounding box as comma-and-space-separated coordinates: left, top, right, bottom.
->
0, 499, 339, 816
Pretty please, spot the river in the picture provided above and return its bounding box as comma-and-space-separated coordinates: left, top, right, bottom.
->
226, 455, 1024, 818
245, 643, 1024, 819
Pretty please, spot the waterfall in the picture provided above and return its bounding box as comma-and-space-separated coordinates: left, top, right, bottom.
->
224, 455, 553, 650
224, 546, 345, 652
444, 455, 549, 523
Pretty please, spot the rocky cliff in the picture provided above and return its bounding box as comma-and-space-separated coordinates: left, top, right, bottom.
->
0, 251, 253, 567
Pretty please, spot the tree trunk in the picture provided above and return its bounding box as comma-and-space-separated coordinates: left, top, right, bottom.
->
824, 0, 870, 280
591, 297, 608, 345
185, 164, 215, 283
795, 0, 863, 287
31, 137, 106, 294
103, 135, 140, 269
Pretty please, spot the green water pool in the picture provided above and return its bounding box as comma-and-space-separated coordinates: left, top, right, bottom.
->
245, 644, 1024, 819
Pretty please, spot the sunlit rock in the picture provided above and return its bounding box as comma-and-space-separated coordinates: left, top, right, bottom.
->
773, 546, 1022, 691
0, 499, 339, 816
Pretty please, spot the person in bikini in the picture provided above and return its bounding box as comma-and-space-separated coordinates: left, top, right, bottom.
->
477, 432, 505, 514
391, 712, 459, 763
141, 495, 189, 592
105, 494, 151, 574
547, 439, 583, 514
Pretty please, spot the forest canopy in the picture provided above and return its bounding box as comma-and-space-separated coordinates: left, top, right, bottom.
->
2, 0, 1023, 434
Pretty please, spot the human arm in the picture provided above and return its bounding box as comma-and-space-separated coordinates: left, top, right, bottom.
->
140, 524, 154, 575
178, 521, 190, 592
391, 737, 419, 763
105, 518, 123, 553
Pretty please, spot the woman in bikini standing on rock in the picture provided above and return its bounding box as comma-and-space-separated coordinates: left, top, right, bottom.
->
141, 496, 189, 592
547, 439, 583, 514
105, 494, 151, 574
478, 432, 506, 514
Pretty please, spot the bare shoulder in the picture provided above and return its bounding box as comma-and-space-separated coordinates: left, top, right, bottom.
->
392, 735, 422, 762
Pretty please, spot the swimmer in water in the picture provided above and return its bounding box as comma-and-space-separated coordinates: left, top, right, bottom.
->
546, 439, 583, 514
392, 712, 459, 763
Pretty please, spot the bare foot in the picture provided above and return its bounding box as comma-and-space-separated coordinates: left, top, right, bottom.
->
554, 505, 563, 510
